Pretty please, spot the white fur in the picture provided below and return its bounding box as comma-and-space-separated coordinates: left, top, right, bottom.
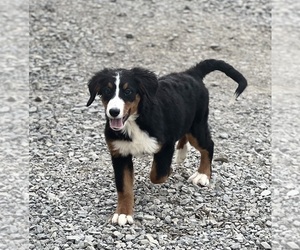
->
175, 143, 189, 164
112, 213, 134, 226
188, 172, 210, 186
107, 73, 125, 119
112, 116, 160, 156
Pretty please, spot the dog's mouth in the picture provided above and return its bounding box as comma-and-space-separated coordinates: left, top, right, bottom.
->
109, 112, 130, 131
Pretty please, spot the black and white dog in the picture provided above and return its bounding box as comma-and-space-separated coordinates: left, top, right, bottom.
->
87, 59, 247, 226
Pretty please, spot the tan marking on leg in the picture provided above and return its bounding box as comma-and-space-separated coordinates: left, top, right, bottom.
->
106, 140, 121, 157
176, 135, 188, 149
115, 167, 134, 216
150, 160, 169, 184
187, 134, 211, 178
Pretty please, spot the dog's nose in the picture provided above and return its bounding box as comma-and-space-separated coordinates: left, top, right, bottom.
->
109, 108, 120, 117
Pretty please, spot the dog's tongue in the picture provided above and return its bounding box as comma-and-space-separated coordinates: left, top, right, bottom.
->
110, 118, 123, 130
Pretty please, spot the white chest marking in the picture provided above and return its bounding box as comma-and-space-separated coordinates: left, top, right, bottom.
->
112, 119, 160, 156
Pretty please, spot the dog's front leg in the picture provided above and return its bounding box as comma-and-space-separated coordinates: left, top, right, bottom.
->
150, 143, 174, 184
111, 155, 134, 226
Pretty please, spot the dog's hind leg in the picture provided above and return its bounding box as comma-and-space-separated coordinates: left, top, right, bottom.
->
175, 135, 189, 164
150, 143, 174, 184
187, 124, 214, 187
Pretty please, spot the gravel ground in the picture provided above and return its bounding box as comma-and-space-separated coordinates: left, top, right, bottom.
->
4, 1, 300, 249
0, 1, 29, 250
28, 0, 273, 249
272, 1, 300, 249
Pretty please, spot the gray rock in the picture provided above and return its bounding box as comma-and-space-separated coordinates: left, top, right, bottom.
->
140, 239, 150, 245
261, 190, 271, 197
287, 242, 299, 249
125, 234, 136, 241
287, 190, 299, 196
113, 231, 123, 240
219, 133, 229, 139
66, 235, 82, 244
261, 242, 272, 249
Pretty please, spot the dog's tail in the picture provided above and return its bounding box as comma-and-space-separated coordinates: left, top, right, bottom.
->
186, 59, 247, 98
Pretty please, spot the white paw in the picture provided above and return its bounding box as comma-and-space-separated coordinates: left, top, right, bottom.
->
112, 213, 134, 226
188, 172, 210, 186
175, 144, 188, 164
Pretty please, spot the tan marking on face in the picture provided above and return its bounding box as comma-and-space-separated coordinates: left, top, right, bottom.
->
122, 83, 129, 90
108, 82, 113, 88
176, 135, 188, 149
101, 98, 109, 111
124, 94, 141, 117
187, 134, 211, 178
115, 166, 134, 216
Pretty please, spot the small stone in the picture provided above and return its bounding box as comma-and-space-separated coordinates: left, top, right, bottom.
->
36, 225, 43, 234
85, 235, 94, 243
146, 234, 158, 245
293, 220, 300, 227
266, 220, 272, 227
86, 246, 96, 250
106, 50, 115, 56
153, 198, 161, 205
219, 133, 229, 139
261, 241, 272, 249
29, 106, 37, 113
125, 33, 134, 39
79, 157, 89, 162
37, 234, 48, 240
7, 97, 16, 102
113, 231, 123, 239
0, 106, 10, 113
261, 190, 271, 196
287, 189, 299, 196
214, 157, 229, 163
34, 96, 42, 102
235, 233, 244, 242
66, 235, 81, 243
210, 45, 222, 51
165, 215, 172, 223
125, 234, 135, 241
184, 6, 191, 11
287, 242, 299, 249
140, 239, 149, 245
117, 12, 127, 17
144, 215, 155, 220
231, 243, 240, 249
223, 194, 230, 202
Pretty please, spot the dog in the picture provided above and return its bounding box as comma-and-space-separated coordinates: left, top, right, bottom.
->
86, 59, 247, 226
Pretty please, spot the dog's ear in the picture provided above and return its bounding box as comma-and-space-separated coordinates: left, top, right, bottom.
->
86, 69, 113, 106
132, 67, 158, 101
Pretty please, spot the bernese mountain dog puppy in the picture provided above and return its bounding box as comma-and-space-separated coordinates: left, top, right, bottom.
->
86, 59, 247, 226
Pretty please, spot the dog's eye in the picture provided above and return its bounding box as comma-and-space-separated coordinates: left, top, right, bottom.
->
124, 88, 132, 96
103, 87, 113, 95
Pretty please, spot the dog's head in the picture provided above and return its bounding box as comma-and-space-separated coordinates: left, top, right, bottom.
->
87, 67, 158, 131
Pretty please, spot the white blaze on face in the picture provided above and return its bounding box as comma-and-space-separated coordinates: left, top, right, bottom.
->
107, 73, 126, 130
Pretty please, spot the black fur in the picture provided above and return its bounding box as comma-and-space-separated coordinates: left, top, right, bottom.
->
112, 155, 133, 193
87, 58, 247, 176
87, 59, 247, 221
